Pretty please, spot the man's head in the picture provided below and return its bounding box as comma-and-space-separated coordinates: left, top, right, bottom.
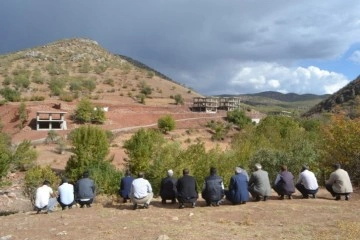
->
167, 169, 174, 177
254, 163, 262, 170
43, 180, 51, 186
138, 172, 145, 178
83, 171, 89, 178
333, 163, 341, 170
301, 165, 309, 172
280, 165, 287, 172
210, 167, 217, 175
125, 169, 131, 176
183, 168, 189, 175
61, 177, 68, 184
235, 167, 242, 174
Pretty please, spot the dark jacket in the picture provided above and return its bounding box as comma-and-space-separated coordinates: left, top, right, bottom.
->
119, 175, 134, 199
160, 176, 177, 199
274, 171, 295, 195
202, 174, 224, 202
176, 175, 198, 202
75, 177, 95, 200
227, 172, 249, 203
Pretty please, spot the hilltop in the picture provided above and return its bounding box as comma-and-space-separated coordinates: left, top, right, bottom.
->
0, 38, 201, 103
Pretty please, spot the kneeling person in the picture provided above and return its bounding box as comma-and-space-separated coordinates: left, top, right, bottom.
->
202, 167, 224, 206
130, 172, 153, 210
58, 177, 75, 210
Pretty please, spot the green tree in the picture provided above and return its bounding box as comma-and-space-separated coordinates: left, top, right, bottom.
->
11, 140, 38, 171
0, 87, 21, 102
18, 102, 28, 129
174, 94, 184, 105
0, 133, 12, 181
226, 109, 252, 129
73, 98, 94, 123
123, 128, 165, 175
158, 115, 176, 134
65, 125, 110, 180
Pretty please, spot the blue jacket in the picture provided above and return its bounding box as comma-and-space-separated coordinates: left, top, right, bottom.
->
119, 175, 134, 198
227, 172, 249, 203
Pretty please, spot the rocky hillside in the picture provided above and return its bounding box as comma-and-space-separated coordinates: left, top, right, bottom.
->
303, 75, 360, 117
0, 38, 202, 103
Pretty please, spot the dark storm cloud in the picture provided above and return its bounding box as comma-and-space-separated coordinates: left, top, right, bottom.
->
0, 0, 359, 94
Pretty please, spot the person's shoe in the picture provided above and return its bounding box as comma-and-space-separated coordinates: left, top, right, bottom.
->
171, 199, 176, 204
335, 195, 341, 201
312, 194, 316, 199
132, 204, 138, 210
288, 195, 292, 200
255, 196, 261, 202
302, 195, 309, 199
62, 207, 66, 210
161, 199, 166, 204
80, 204, 85, 208
143, 203, 149, 209
241, 201, 246, 204
123, 198, 128, 203
86, 204, 91, 208
263, 196, 268, 201
179, 204, 185, 209
191, 202, 196, 208
216, 201, 221, 206
279, 195, 284, 200
68, 206, 72, 209
345, 195, 350, 201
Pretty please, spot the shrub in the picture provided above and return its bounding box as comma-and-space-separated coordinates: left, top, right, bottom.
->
0, 133, 12, 181
24, 166, 59, 204
18, 102, 28, 129
174, 94, 184, 105
0, 87, 21, 102
30, 95, 45, 101
158, 115, 176, 134
11, 140, 38, 171
226, 109, 252, 129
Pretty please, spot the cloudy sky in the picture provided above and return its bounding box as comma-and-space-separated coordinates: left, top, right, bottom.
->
1, 1, 359, 95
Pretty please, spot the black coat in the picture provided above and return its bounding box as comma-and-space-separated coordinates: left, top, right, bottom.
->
176, 175, 198, 201
160, 176, 177, 199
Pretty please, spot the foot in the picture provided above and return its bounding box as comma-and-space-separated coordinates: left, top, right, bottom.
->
161, 200, 166, 204
302, 195, 309, 199
86, 204, 91, 208
255, 196, 261, 202
263, 196, 268, 201
312, 194, 316, 199
179, 204, 185, 209
123, 199, 127, 203
143, 203, 149, 209
171, 199, 176, 204
241, 201, 246, 204
216, 201, 221, 206
133, 204, 137, 210
192, 202, 196, 208
335, 195, 341, 201
279, 195, 284, 200
288, 195, 292, 200
345, 195, 349, 201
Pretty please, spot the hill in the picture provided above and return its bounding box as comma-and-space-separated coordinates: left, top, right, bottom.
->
0, 38, 202, 103
217, 92, 328, 115
304, 75, 360, 117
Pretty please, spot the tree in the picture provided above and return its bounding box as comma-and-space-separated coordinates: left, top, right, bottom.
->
18, 102, 28, 129
0, 132, 12, 181
320, 116, 360, 184
158, 115, 176, 134
226, 109, 252, 129
0, 87, 21, 102
65, 125, 110, 180
73, 98, 106, 124
123, 128, 165, 174
174, 94, 184, 105
11, 140, 38, 171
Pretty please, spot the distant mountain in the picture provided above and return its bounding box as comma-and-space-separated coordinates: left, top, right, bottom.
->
239, 91, 330, 102
303, 75, 360, 117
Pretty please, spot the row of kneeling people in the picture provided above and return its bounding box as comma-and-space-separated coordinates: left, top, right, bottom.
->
34, 163, 353, 213
118, 163, 353, 210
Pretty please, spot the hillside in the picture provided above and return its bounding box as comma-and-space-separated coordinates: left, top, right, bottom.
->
304, 75, 360, 117
0, 38, 202, 103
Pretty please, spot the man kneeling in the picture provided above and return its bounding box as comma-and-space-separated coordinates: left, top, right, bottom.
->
130, 172, 153, 210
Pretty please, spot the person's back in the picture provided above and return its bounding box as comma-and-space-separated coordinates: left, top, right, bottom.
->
202, 167, 224, 206
298, 170, 318, 190
226, 167, 249, 204
326, 164, 353, 200
273, 165, 295, 199
177, 169, 198, 208
35, 180, 57, 213
249, 164, 272, 201
75, 171, 95, 208
160, 169, 177, 204
119, 170, 134, 203
58, 178, 74, 209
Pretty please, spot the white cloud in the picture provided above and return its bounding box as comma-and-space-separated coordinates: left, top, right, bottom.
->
228, 62, 349, 94
349, 50, 360, 64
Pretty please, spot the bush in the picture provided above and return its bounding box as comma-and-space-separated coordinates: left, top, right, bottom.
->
11, 140, 38, 171
226, 109, 252, 129
174, 94, 184, 105
0, 133, 12, 181
18, 102, 28, 129
158, 115, 176, 134
0, 87, 21, 102
73, 98, 106, 124
24, 166, 59, 204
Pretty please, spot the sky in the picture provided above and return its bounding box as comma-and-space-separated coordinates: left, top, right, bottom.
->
0, 1, 359, 96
